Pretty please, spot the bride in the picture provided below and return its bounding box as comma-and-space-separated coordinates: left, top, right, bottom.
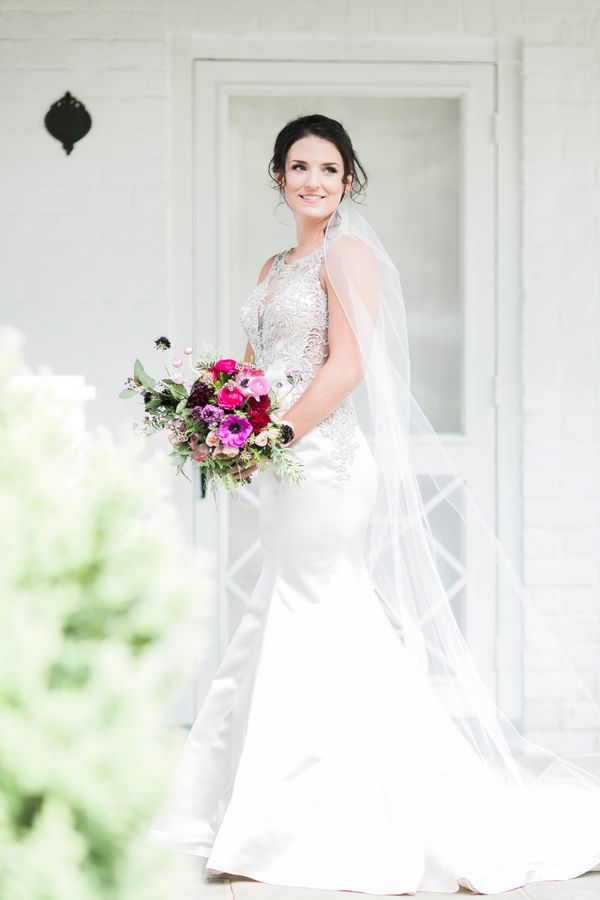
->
149, 114, 600, 895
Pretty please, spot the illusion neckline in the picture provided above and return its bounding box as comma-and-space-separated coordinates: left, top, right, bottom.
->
282, 244, 324, 266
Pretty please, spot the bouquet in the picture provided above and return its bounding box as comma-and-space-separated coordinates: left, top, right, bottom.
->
120, 336, 304, 495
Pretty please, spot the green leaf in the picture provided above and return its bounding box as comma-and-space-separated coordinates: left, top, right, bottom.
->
133, 359, 156, 391
163, 380, 188, 401
175, 398, 188, 414
119, 389, 136, 399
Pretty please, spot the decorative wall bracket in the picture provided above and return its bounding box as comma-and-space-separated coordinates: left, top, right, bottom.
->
44, 91, 92, 155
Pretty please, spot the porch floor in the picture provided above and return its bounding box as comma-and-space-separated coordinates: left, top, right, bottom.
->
173, 857, 600, 900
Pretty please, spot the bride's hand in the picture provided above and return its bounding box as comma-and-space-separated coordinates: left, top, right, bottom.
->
231, 462, 259, 482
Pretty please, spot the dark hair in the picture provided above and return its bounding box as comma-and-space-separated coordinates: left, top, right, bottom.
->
268, 114, 368, 204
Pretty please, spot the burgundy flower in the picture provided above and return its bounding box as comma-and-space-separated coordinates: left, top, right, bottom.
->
247, 394, 270, 412
187, 379, 213, 408
247, 409, 271, 434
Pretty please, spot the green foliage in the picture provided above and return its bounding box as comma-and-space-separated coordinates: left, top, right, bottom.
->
0, 328, 214, 900
133, 358, 156, 391
270, 445, 306, 484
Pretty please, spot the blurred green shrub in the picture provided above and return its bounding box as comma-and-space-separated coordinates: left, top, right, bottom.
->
0, 328, 213, 900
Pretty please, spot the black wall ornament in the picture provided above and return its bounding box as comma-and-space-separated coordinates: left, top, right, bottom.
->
44, 91, 92, 155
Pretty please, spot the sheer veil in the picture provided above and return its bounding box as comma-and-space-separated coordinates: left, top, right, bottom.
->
322, 197, 600, 796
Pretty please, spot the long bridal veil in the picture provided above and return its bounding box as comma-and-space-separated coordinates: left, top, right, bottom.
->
323, 198, 600, 796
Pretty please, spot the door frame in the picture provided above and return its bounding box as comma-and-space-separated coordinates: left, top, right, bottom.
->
167, 34, 523, 724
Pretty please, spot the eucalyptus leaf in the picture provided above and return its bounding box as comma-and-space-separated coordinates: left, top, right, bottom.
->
163, 380, 187, 401
134, 358, 156, 391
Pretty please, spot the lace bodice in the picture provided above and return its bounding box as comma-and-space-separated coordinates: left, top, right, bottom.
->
240, 246, 359, 481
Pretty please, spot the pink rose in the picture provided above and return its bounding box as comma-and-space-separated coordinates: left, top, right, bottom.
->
217, 385, 245, 409
213, 358, 238, 375
205, 431, 220, 447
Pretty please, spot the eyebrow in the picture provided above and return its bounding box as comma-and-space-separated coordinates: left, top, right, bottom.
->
290, 159, 340, 166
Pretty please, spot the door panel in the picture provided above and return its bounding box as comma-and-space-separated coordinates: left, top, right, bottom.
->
191, 59, 498, 718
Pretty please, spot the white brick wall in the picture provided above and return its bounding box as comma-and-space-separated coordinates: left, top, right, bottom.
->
0, 0, 168, 440
1, 0, 599, 748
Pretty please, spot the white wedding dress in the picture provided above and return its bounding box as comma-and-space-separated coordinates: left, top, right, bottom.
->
149, 246, 600, 895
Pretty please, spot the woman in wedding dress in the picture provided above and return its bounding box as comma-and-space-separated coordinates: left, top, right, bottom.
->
149, 114, 600, 895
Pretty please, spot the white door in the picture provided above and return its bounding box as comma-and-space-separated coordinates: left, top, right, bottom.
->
183, 58, 514, 723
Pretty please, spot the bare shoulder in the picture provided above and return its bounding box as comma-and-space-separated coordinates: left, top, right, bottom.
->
257, 252, 280, 284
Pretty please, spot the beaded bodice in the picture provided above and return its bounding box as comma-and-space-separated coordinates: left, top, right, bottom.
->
240, 246, 359, 481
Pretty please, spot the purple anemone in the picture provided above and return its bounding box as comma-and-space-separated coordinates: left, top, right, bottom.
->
217, 415, 253, 448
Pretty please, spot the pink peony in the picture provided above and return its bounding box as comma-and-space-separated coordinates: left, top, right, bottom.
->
217, 384, 245, 409
213, 358, 238, 375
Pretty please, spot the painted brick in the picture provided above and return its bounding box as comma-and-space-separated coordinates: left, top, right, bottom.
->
522, 473, 560, 500
562, 701, 600, 730
527, 587, 563, 614
524, 699, 562, 729
525, 671, 585, 701
522, 15, 562, 43
524, 501, 597, 529
525, 558, 597, 587
561, 587, 600, 613
523, 0, 595, 14
524, 529, 561, 556
560, 475, 600, 501
524, 729, 598, 756
562, 414, 600, 441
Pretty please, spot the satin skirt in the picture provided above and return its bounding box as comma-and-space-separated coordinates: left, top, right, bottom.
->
148, 424, 600, 895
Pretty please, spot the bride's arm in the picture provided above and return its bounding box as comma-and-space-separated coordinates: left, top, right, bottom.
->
281, 246, 377, 445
